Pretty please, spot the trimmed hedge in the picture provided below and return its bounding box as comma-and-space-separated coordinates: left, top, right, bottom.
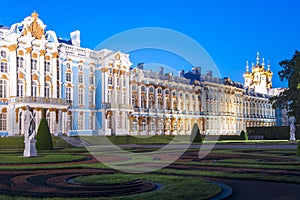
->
246, 126, 300, 140
36, 118, 53, 150
190, 123, 203, 144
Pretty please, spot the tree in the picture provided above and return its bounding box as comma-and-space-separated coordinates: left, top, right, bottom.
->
270, 50, 300, 125
190, 123, 203, 144
36, 118, 53, 150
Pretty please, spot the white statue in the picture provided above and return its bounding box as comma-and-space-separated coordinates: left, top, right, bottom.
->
290, 117, 296, 141
23, 105, 37, 157
24, 105, 36, 141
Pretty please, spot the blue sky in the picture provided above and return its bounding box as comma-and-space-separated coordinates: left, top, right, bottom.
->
1, 0, 299, 87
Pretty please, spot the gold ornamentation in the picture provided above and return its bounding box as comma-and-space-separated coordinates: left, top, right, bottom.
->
8, 44, 17, 51
40, 50, 46, 56
26, 11, 44, 39
32, 53, 38, 58
52, 52, 58, 58
18, 50, 24, 56
26, 47, 32, 54
1, 75, 8, 80
18, 72, 24, 79
45, 55, 50, 60
32, 73, 39, 81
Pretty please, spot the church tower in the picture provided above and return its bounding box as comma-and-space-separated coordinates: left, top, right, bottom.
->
243, 52, 273, 94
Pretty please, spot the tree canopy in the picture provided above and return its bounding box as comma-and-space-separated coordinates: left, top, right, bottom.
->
271, 50, 300, 125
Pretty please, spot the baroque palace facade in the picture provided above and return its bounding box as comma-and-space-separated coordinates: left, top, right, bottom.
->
0, 12, 276, 137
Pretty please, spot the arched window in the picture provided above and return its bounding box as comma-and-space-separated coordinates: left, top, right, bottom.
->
131, 95, 137, 107
141, 86, 146, 92
45, 61, 50, 72
45, 82, 50, 98
0, 113, 7, 131
118, 112, 122, 128
31, 81, 37, 97
108, 76, 112, 85
17, 80, 23, 97
150, 118, 155, 132
148, 95, 154, 109
132, 84, 137, 91
89, 113, 95, 130
142, 119, 147, 131
157, 88, 162, 94
46, 112, 50, 127
89, 75, 94, 85
78, 88, 84, 105
141, 95, 146, 108
66, 87, 72, 103
89, 89, 95, 107
78, 113, 84, 130
0, 61, 8, 73
149, 87, 154, 93
132, 118, 138, 131
67, 112, 73, 130
107, 114, 112, 129
31, 59, 37, 71
158, 97, 163, 109
0, 80, 7, 98
17, 57, 24, 69
165, 90, 169, 95
78, 74, 83, 84
66, 72, 72, 82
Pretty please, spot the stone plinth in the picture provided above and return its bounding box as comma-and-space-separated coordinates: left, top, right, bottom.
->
23, 139, 37, 157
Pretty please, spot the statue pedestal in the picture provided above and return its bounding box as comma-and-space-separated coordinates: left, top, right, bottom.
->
23, 139, 37, 157
290, 134, 296, 141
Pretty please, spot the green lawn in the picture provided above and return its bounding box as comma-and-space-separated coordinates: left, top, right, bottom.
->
0, 136, 73, 149
72, 173, 221, 200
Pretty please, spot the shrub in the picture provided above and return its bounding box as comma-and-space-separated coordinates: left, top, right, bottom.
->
297, 141, 300, 157
190, 123, 203, 144
36, 118, 53, 150
240, 130, 248, 140
246, 126, 300, 140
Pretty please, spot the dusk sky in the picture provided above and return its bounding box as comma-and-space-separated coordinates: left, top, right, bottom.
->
1, 0, 299, 87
